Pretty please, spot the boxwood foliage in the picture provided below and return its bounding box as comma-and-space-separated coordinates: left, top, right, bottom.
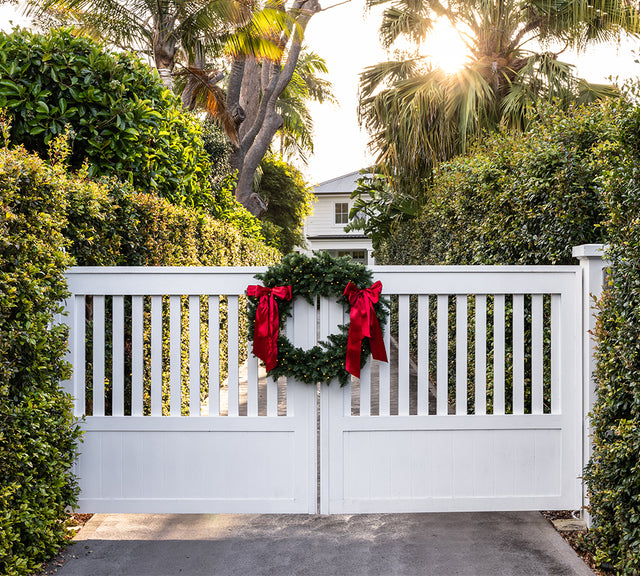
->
0, 28, 216, 211
583, 99, 640, 574
0, 145, 81, 576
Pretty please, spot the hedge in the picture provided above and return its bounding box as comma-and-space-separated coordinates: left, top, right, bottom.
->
583, 99, 640, 574
377, 101, 622, 267
0, 145, 81, 576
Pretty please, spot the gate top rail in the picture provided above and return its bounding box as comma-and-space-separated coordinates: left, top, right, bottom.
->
66, 264, 580, 296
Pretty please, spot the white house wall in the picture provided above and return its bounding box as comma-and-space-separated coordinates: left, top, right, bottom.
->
306, 194, 364, 237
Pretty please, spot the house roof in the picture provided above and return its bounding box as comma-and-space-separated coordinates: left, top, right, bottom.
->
312, 171, 363, 195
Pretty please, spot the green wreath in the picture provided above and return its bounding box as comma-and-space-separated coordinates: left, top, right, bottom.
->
248, 251, 388, 386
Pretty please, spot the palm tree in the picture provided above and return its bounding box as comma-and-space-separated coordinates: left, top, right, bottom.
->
359, 0, 640, 189
25, 0, 283, 88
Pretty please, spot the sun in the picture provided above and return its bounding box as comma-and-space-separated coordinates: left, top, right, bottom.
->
426, 18, 471, 74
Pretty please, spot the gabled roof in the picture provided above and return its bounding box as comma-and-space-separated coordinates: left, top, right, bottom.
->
312, 171, 363, 195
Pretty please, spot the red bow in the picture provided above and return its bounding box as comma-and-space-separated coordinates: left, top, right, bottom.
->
247, 285, 292, 371
343, 281, 388, 378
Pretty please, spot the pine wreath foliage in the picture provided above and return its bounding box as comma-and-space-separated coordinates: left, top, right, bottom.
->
248, 252, 388, 386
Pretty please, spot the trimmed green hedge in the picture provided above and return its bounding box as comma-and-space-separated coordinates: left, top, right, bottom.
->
583, 101, 640, 574
377, 101, 624, 266
0, 146, 81, 576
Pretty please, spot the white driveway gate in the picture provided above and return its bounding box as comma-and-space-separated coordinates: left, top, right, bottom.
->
62, 246, 607, 514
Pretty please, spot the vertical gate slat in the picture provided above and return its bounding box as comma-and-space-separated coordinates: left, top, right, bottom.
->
247, 343, 259, 417
417, 294, 429, 416
208, 296, 220, 417
131, 296, 144, 416
456, 294, 467, 415
513, 294, 525, 415
493, 294, 505, 415
360, 359, 371, 416
398, 295, 410, 415
378, 298, 391, 416
93, 295, 105, 417
531, 294, 544, 415
475, 295, 487, 415
112, 295, 125, 417
267, 307, 280, 418
551, 293, 560, 414
150, 295, 162, 416
74, 295, 86, 417
227, 295, 240, 417
169, 295, 182, 416
189, 295, 200, 416
437, 294, 448, 415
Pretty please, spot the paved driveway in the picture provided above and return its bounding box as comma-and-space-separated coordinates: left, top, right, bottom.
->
52, 512, 594, 576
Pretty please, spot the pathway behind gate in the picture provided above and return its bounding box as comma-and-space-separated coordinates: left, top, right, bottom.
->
53, 512, 594, 576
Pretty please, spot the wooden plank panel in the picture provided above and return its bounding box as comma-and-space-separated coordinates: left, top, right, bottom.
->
170, 295, 182, 417
493, 294, 505, 415
112, 295, 125, 417
417, 295, 429, 416
531, 294, 544, 415
189, 295, 200, 416
456, 295, 467, 415
437, 295, 448, 415
208, 296, 220, 417
475, 295, 487, 415
131, 296, 144, 416
513, 294, 525, 415
227, 295, 240, 417
398, 295, 410, 416
150, 296, 162, 416
93, 295, 105, 417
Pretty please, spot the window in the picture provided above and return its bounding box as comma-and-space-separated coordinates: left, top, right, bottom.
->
334, 202, 349, 225
337, 250, 367, 264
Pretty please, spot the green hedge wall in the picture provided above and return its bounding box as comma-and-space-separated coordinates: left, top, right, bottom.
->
583, 102, 640, 574
0, 146, 81, 576
376, 101, 624, 266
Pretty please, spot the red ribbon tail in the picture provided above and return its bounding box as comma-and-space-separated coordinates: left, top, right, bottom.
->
369, 314, 388, 363
345, 323, 362, 378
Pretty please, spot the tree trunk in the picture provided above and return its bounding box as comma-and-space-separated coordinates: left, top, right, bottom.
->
228, 0, 321, 217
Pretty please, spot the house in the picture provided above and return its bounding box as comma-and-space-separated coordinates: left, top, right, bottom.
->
302, 171, 374, 264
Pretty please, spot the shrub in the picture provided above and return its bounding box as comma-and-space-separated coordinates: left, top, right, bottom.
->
377, 100, 623, 266
583, 99, 640, 575
0, 28, 215, 210
0, 145, 81, 576
256, 155, 314, 254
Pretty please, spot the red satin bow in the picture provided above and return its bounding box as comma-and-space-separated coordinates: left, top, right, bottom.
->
343, 281, 388, 378
247, 285, 292, 371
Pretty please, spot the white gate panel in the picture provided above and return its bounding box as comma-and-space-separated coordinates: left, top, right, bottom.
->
64, 268, 317, 514
77, 415, 313, 513
321, 266, 582, 514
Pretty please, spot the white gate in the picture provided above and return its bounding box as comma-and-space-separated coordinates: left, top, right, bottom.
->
63, 250, 605, 514
319, 266, 583, 513
63, 268, 317, 513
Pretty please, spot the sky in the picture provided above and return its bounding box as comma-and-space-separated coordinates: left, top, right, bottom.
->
1, 0, 639, 185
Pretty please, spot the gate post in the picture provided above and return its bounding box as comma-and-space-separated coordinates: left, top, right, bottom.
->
573, 244, 609, 526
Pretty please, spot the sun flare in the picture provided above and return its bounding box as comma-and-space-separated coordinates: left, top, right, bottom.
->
426, 18, 471, 74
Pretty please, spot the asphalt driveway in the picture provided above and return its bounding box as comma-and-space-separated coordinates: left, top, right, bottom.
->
50, 511, 595, 576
